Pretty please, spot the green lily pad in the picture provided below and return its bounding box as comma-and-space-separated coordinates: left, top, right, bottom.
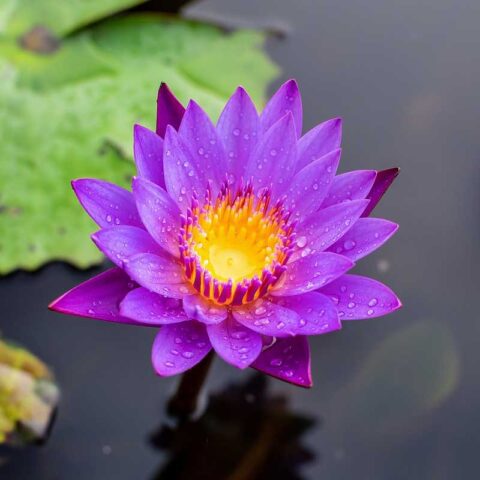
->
1, 0, 148, 37
0, 14, 278, 274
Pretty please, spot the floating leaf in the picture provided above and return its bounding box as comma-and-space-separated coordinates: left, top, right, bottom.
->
0, 14, 278, 273
1, 0, 148, 37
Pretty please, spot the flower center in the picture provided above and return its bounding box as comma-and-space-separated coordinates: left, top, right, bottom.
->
179, 182, 295, 306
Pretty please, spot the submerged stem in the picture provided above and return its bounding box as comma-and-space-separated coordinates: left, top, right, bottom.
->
167, 351, 214, 419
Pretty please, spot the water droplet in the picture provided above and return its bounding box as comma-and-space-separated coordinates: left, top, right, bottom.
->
188, 170, 194, 177
270, 149, 277, 156
106, 214, 112, 223
344, 239, 356, 250
276, 321, 286, 329
367, 309, 374, 316
164, 361, 175, 368
270, 358, 283, 367
182, 351, 194, 359
284, 370, 294, 377
368, 298, 378, 307
347, 302, 356, 309
255, 306, 267, 315
233, 128, 240, 136
296, 236, 307, 248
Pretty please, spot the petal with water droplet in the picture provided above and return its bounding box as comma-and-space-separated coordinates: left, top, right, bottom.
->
120, 288, 188, 325
293, 199, 369, 259
233, 298, 302, 337
183, 295, 228, 325
207, 316, 262, 369
321, 170, 376, 208
92, 225, 163, 268
285, 149, 341, 221
132, 177, 180, 257
49, 268, 137, 324
133, 124, 165, 188
216, 86, 260, 185
72, 179, 142, 228
260, 79, 302, 137
163, 126, 207, 211
271, 252, 354, 296
245, 113, 297, 199
319, 274, 401, 320
327, 218, 399, 261
124, 253, 186, 294
179, 100, 226, 190
252, 336, 312, 388
296, 117, 342, 171
272, 292, 341, 335
151, 321, 212, 376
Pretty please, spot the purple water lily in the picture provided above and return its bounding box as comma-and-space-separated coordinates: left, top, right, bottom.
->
49, 81, 401, 388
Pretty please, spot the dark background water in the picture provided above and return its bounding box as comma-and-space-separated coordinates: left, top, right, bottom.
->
1, 0, 479, 478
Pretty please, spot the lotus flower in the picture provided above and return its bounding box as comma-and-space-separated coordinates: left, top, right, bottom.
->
49, 81, 401, 387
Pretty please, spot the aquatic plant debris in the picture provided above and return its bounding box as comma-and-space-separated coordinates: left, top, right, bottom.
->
0, 7, 278, 274
0, 337, 59, 445
50, 80, 401, 387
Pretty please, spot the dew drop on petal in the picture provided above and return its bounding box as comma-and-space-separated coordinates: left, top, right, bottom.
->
270, 358, 282, 367
296, 236, 307, 248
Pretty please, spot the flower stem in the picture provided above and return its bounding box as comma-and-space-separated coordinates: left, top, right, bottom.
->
167, 351, 214, 419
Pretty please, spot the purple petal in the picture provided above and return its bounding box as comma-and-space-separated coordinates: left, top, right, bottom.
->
245, 113, 297, 199
119, 287, 188, 325
232, 299, 301, 337
163, 126, 211, 211
321, 170, 376, 208
151, 321, 212, 376
327, 218, 399, 261
183, 295, 227, 325
178, 100, 226, 188
261, 79, 302, 137
49, 268, 136, 324
271, 252, 354, 296
285, 149, 341, 221
206, 316, 262, 369
272, 292, 341, 335
293, 199, 370, 259
72, 179, 142, 228
133, 124, 164, 187
216, 86, 260, 185
362, 167, 400, 217
124, 253, 185, 294
296, 118, 342, 171
252, 336, 312, 388
91, 225, 162, 268
319, 274, 402, 320
147, 283, 196, 300
132, 177, 180, 257
156, 82, 185, 138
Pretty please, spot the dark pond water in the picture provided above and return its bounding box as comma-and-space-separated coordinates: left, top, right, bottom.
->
1, 0, 479, 478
